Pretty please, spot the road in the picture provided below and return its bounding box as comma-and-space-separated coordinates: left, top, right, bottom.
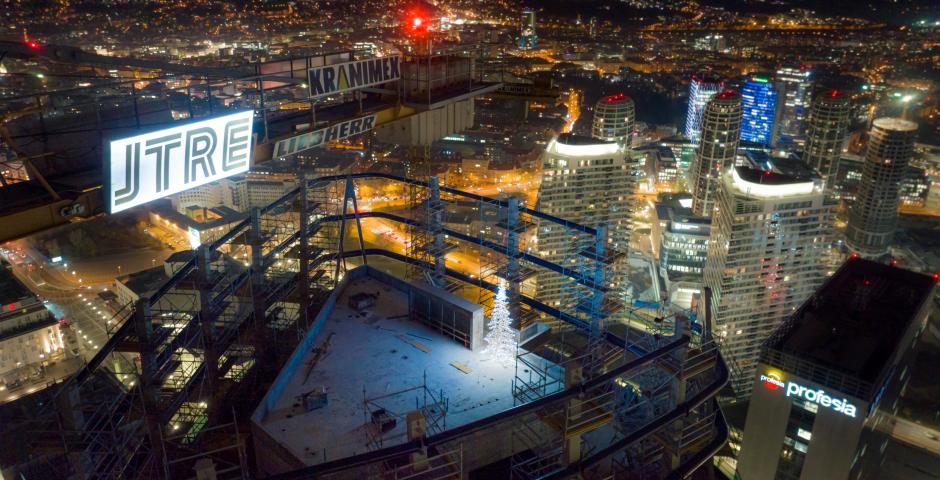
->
0, 239, 153, 403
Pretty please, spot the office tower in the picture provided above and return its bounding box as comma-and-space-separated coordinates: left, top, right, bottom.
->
519, 9, 536, 50
775, 65, 814, 145
537, 134, 635, 306
685, 73, 723, 143
592, 93, 635, 147
802, 90, 851, 188
691, 90, 742, 216
845, 118, 918, 257
656, 201, 711, 279
740, 76, 779, 146
737, 259, 937, 480
704, 161, 832, 397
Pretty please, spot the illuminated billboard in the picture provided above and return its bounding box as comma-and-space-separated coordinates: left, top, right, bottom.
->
107, 111, 254, 214
760, 371, 858, 418
273, 114, 376, 158
308, 56, 400, 98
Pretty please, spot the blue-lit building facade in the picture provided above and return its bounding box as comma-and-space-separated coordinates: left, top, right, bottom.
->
685, 74, 723, 143
519, 9, 536, 50
741, 77, 779, 145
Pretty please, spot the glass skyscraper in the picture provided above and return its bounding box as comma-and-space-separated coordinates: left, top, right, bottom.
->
776, 65, 814, 146
685, 73, 723, 143
740, 76, 778, 145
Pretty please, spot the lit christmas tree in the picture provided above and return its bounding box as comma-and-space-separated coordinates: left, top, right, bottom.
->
483, 282, 517, 367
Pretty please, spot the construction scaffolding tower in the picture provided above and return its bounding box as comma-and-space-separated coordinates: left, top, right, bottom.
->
0, 173, 727, 480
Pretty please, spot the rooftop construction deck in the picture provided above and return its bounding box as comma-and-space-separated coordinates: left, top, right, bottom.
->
252, 267, 554, 470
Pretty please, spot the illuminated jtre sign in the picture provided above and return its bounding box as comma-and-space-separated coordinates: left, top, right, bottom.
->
308, 56, 401, 98
761, 373, 858, 418
107, 111, 254, 213
273, 114, 376, 158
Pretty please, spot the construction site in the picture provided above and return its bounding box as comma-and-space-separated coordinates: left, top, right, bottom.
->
0, 36, 728, 480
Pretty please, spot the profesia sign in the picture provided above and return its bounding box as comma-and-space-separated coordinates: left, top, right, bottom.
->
308, 56, 401, 98
761, 373, 858, 418
107, 111, 254, 214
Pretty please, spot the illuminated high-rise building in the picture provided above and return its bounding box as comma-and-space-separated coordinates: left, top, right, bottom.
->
802, 90, 851, 189
775, 65, 814, 145
537, 134, 635, 307
845, 118, 918, 257
691, 90, 742, 216
740, 76, 779, 146
737, 259, 936, 480
592, 93, 635, 147
704, 161, 832, 398
519, 9, 536, 50
685, 73, 723, 143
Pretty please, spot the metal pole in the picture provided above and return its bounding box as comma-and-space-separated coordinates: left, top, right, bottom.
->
335, 181, 349, 281
248, 208, 269, 365
347, 176, 369, 267
506, 196, 521, 323
298, 174, 311, 328
429, 177, 445, 284
131, 81, 141, 129
258, 77, 269, 142
197, 245, 218, 397
134, 298, 168, 479
206, 76, 213, 115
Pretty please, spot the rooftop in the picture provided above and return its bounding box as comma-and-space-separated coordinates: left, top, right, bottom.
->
550, 134, 621, 158
873, 117, 918, 132
556, 133, 614, 146
117, 266, 170, 298
253, 271, 536, 468
599, 93, 631, 104
742, 151, 819, 181
0, 260, 33, 306
767, 258, 936, 384
691, 72, 723, 84
715, 89, 740, 101
730, 166, 817, 198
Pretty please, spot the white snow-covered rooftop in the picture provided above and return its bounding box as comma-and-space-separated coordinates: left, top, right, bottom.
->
252, 272, 536, 468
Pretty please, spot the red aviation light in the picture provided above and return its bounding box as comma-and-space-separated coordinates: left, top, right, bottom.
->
408, 12, 429, 37
26, 41, 40, 49
604, 92, 626, 103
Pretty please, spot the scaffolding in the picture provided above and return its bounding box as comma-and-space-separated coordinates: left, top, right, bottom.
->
1, 174, 728, 480
362, 372, 449, 451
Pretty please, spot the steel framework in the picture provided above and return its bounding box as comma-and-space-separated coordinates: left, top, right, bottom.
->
0, 173, 728, 480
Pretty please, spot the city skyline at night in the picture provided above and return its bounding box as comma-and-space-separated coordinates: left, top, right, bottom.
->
0, 2, 939, 479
